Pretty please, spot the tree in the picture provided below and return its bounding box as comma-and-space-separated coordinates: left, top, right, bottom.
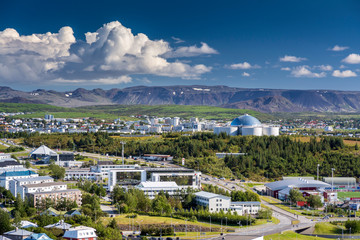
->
49, 163, 65, 180
289, 189, 305, 204
13, 210, 22, 228
25, 160, 31, 169
0, 209, 13, 234
257, 209, 272, 219
307, 195, 322, 209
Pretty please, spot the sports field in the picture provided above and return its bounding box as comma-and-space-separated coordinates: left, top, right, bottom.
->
337, 191, 360, 199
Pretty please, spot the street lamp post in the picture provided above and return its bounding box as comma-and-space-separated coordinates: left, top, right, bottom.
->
120, 141, 126, 165
225, 217, 227, 230
209, 215, 211, 232
317, 164, 320, 181
331, 168, 335, 191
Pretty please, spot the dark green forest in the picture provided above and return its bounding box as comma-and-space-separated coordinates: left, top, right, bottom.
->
20, 132, 357, 180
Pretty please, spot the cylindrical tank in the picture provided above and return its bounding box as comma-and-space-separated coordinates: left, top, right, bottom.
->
242, 126, 263, 136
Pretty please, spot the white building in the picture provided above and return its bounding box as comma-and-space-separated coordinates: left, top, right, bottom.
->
135, 181, 180, 199
22, 182, 67, 199
0, 170, 39, 189
63, 226, 97, 240
230, 201, 261, 215
9, 176, 54, 198
65, 169, 102, 181
214, 114, 279, 136
108, 169, 147, 191
195, 191, 231, 213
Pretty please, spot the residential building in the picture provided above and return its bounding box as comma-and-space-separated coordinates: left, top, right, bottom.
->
63, 226, 97, 240
9, 176, 54, 199
0, 170, 39, 189
3, 229, 33, 240
65, 169, 101, 181
44, 220, 72, 230
27, 189, 82, 207
24, 233, 53, 240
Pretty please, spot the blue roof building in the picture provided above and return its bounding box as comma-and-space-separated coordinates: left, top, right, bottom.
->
230, 114, 261, 126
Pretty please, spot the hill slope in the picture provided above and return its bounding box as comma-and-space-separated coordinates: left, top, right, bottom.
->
2, 85, 360, 113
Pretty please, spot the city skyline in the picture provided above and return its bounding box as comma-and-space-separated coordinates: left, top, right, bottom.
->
1, 0, 360, 91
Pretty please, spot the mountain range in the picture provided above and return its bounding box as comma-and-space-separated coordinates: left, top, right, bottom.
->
2, 85, 360, 113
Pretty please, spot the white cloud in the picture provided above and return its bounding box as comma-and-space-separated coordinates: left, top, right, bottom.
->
329, 45, 349, 51
164, 42, 218, 58
171, 36, 185, 44
342, 53, 360, 64
315, 65, 333, 71
279, 55, 307, 62
281, 67, 291, 71
228, 62, 260, 69
332, 70, 357, 78
291, 66, 326, 78
0, 21, 215, 85
242, 72, 250, 77
340, 65, 347, 69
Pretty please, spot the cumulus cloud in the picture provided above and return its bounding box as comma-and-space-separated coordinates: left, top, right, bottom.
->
164, 42, 218, 58
281, 67, 291, 71
242, 72, 250, 77
0, 21, 215, 85
315, 65, 333, 71
342, 53, 360, 64
332, 70, 357, 78
329, 45, 349, 51
279, 55, 307, 62
291, 66, 326, 78
228, 62, 260, 70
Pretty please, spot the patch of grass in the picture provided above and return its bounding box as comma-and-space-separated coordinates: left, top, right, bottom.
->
313, 222, 344, 235
255, 217, 280, 225
264, 230, 330, 240
260, 196, 303, 215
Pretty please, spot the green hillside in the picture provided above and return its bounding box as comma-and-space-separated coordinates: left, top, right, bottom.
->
0, 103, 271, 120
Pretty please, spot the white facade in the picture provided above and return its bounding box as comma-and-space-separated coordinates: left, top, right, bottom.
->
22, 182, 67, 199
262, 126, 280, 136
135, 181, 180, 199
108, 169, 146, 191
0, 170, 39, 189
151, 171, 201, 189
63, 226, 97, 240
242, 126, 263, 136
230, 202, 261, 215
213, 127, 238, 136
9, 176, 54, 198
195, 191, 231, 213
65, 169, 101, 181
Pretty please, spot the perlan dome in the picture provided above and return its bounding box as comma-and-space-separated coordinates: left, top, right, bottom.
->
230, 114, 261, 126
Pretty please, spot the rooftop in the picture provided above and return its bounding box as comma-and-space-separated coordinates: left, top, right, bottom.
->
137, 181, 179, 188
0, 170, 37, 177
265, 178, 331, 191
15, 176, 53, 182
30, 145, 57, 156
29, 189, 81, 195
23, 181, 66, 188
231, 114, 261, 127
195, 191, 231, 200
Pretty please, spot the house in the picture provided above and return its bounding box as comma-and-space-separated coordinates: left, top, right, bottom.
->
63, 226, 97, 240
40, 208, 60, 217
0, 170, 39, 189
3, 229, 33, 240
24, 233, 53, 240
19, 221, 38, 229
194, 191, 231, 213
64, 210, 81, 218
44, 220, 71, 230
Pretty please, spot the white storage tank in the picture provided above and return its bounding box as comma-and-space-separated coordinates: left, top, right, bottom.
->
242, 126, 263, 136
263, 126, 279, 136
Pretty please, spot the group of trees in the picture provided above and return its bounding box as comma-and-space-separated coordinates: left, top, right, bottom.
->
77, 180, 107, 197
22, 132, 357, 180
288, 189, 322, 209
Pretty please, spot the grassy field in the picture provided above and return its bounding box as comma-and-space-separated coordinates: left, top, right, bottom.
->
0, 102, 271, 121
260, 196, 303, 215
313, 222, 344, 235
264, 230, 330, 240
337, 191, 360, 199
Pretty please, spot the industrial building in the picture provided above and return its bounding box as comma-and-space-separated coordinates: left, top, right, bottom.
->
265, 178, 330, 199
213, 114, 279, 136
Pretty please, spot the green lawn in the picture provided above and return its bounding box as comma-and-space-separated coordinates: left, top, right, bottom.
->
265, 231, 330, 240
313, 222, 344, 235
260, 196, 303, 215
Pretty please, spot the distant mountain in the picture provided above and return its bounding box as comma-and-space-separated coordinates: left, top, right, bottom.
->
2, 85, 360, 113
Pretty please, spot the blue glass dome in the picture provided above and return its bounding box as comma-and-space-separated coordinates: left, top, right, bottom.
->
231, 114, 261, 126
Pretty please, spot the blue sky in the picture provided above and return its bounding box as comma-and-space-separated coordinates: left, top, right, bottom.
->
1, 0, 360, 91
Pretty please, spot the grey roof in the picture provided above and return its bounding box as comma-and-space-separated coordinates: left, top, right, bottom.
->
30, 145, 57, 156
323, 177, 357, 185
282, 176, 314, 180
231, 201, 261, 205
28, 189, 81, 195
265, 178, 330, 191
4, 229, 33, 236
195, 191, 231, 200
23, 182, 66, 188
44, 220, 72, 230
0, 236, 11, 240
15, 176, 53, 182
